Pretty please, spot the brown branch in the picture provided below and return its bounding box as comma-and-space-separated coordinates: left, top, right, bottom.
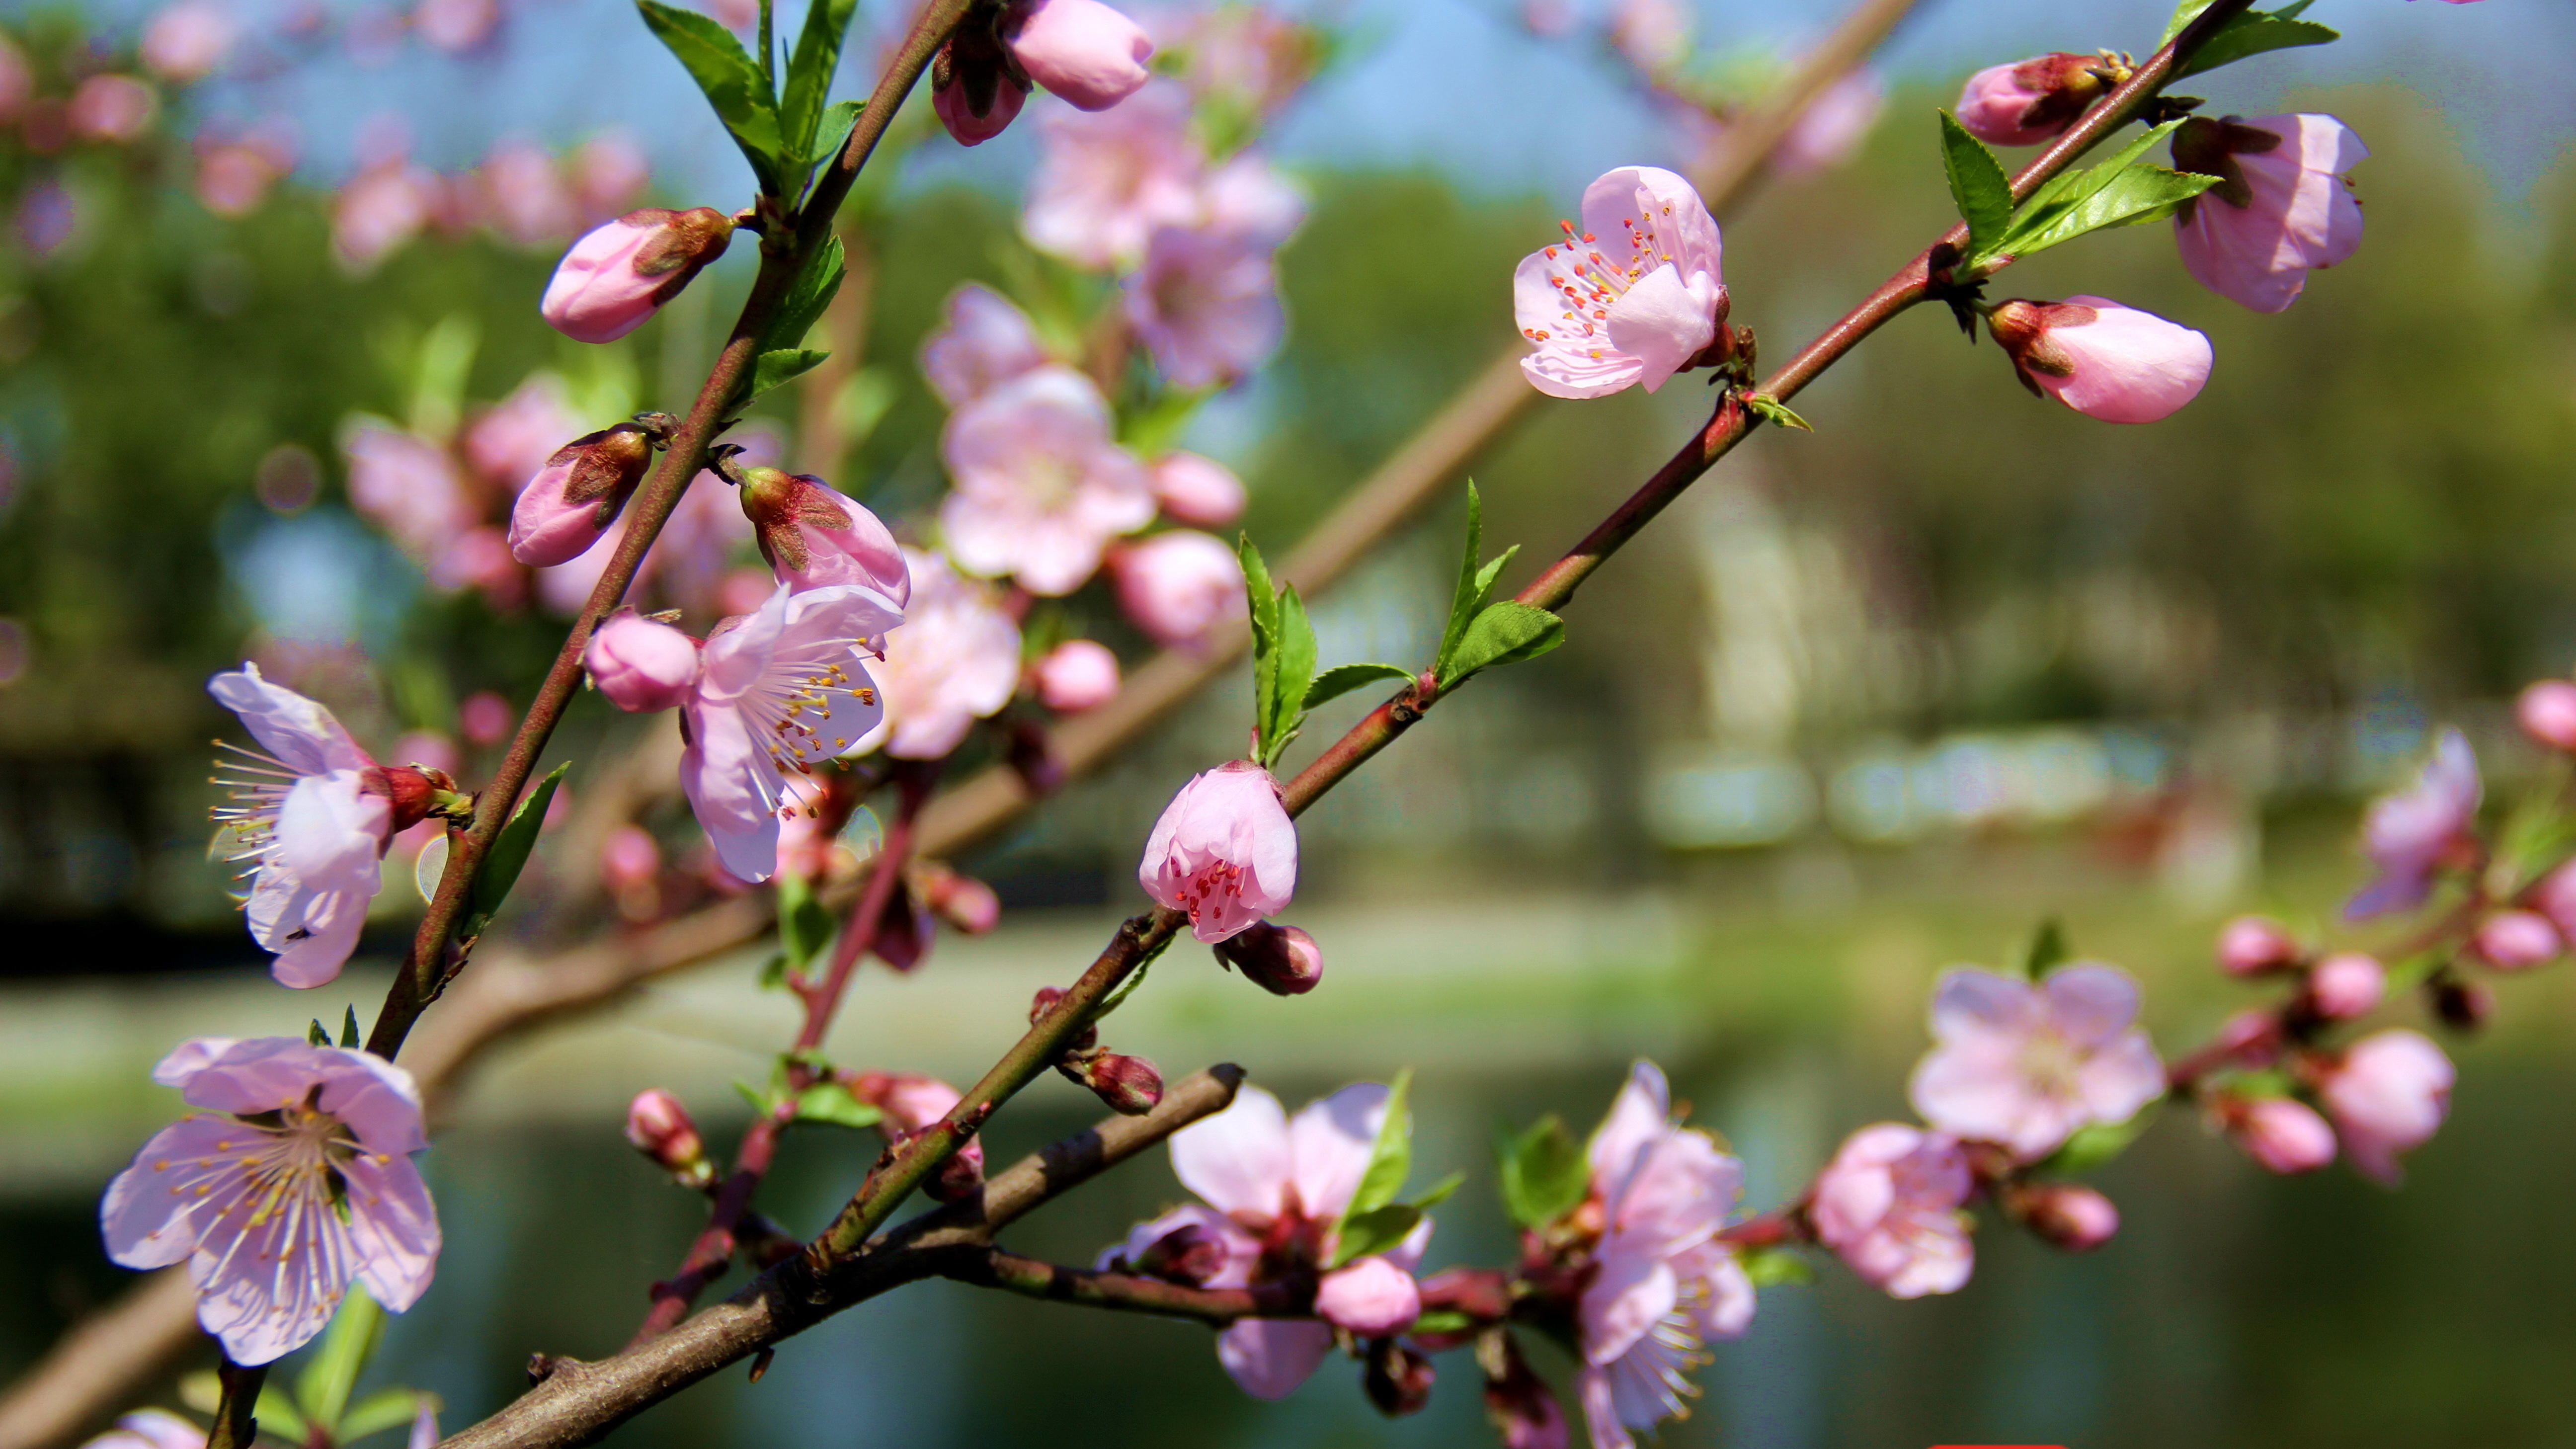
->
946, 1251, 1300, 1325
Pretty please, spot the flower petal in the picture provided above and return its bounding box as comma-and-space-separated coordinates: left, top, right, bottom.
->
1289, 1081, 1389, 1222
1215, 1317, 1333, 1400
1170, 1085, 1291, 1219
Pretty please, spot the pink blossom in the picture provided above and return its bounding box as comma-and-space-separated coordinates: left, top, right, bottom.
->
101, 1038, 438, 1365
940, 366, 1154, 595
542, 208, 735, 344
1773, 68, 1882, 177
507, 416, 670, 567
2174, 114, 2365, 314
68, 76, 156, 142
1575, 1062, 1752, 1449
1149, 451, 1247, 528
1908, 964, 2165, 1160
1809, 1123, 1974, 1298
2216, 914, 2302, 976
80, 1409, 206, 1449
413, 0, 498, 53
624, 1087, 709, 1182
570, 134, 649, 223
600, 823, 661, 896
1608, 0, 1689, 74
2308, 951, 2386, 1019
2517, 680, 2576, 752
725, 461, 910, 606
477, 139, 575, 246
142, 0, 236, 82
1956, 54, 2121, 147
1201, 154, 1306, 246
2346, 727, 2479, 919
679, 583, 897, 883
2530, 858, 2576, 942
921, 284, 1048, 407
1127, 223, 1287, 388
849, 1070, 986, 1183
1515, 166, 1726, 400
1006, 0, 1154, 111
195, 129, 294, 217
407, 1404, 438, 1449
2220, 1094, 2337, 1174
850, 549, 1021, 760
1986, 296, 2212, 423
458, 690, 512, 745
331, 161, 441, 272
2317, 1029, 2454, 1184
1023, 83, 1206, 268
208, 665, 398, 988
1110, 529, 1245, 646
1155, 4, 1318, 118
585, 610, 701, 713
1033, 637, 1121, 712
2472, 908, 2560, 970
1138, 760, 1296, 942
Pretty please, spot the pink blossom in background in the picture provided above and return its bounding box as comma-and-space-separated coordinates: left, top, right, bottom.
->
458, 690, 512, 745
477, 139, 577, 246
1201, 154, 1305, 245
1127, 223, 1287, 388
68, 75, 157, 142
208, 664, 393, 987
570, 134, 649, 223
2530, 858, 2576, 943
1023, 83, 1206, 268
542, 208, 735, 344
2471, 908, 2560, 969
1908, 964, 2165, 1160
1110, 529, 1245, 646
2221, 1095, 2337, 1174
333, 160, 441, 272
679, 583, 897, 883
1772, 67, 1882, 177
1987, 296, 2212, 423
2012, 1182, 2118, 1252
427, 524, 522, 606
345, 421, 475, 563
412, 0, 498, 52
2307, 951, 2385, 1019
81, 1409, 205, 1449
1575, 1061, 1753, 1449
0, 34, 32, 123
2174, 114, 2366, 314
1005, 0, 1155, 111
466, 374, 582, 487
599, 823, 661, 895
701, 0, 758, 27
1515, 165, 1726, 399
2346, 727, 2480, 919
850, 549, 1021, 760
1033, 638, 1122, 712
2317, 1029, 2454, 1183
1809, 1123, 1974, 1298
2516, 679, 2576, 752
1609, 0, 1689, 74
1148, 452, 1246, 528
194, 128, 295, 217
940, 366, 1155, 595
2215, 914, 2301, 975
1520, 0, 1580, 39
1153, 3, 1318, 117
1139, 760, 1296, 942
14, 183, 80, 257
922, 284, 1050, 406
142, 0, 236, 82
101, 1038, 438, 1364
585, 611, 701, 713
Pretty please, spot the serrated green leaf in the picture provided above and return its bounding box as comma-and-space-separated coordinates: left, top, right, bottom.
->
337, 1387, 432, 1444
2024, 918, 2070, 978
1445, 601, 1565, 682
1469, 544, 1519, 612
1434, 482, 1487, 682
2036, 1100, 2163, 1175
1998, 164, 2214, 259
308, 1019, 332, 1047
779, 0, 859, 167
2174, 6, 2338, 80
1344, 1069, 1415, 1225
1745, 395, 1813, 432
1497, 1114, 1588, 1229
792, 1080, 882, 1129
1739, 1246, 1813, 1288
763, 236, 844, 354
1240, 534, 1281, 753
804, 98, 863, 185
340, 1005, 360, 1048
294, 1288, 384, 1433
1938, 110, 2013, 259
1264, 583, 1317, 767
2164, 0, 2219, 41
458, 762, 567, 942
1328, 1203, 1422, 1270
1304, 662, 1416, 711
636, 0, 784, 190
745, 347, 831, 403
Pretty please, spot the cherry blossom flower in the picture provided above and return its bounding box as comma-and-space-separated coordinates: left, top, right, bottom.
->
194, 130, 294, 217
570, 135, 650, 224
585, 610, 701, 713
1033, 638, 1121, 712
849, 549, 1022, 759
1773, 68, 1882, 177
940, 366, 1155, 595
1575, 1062, 1753, 1449
507, 415, 672, 567
476, 139, 576, 246
1110, 529, 1246, 645
332, 160, 441, 273
542, 208, 735, 344
68, 75, 156, 142
2316, 1029, 2454, 1183
1154, 3, 1320, 118
343, 420, 475, 568
2346, 727, 2479, 920
1609, 0, 1689, 74
465, 374, 584, 487
1106, 1082, 1431, 1398
2218, 1094, 2337, 1174
922, 283, 1049, 407
1138, 760, 1296, 942
2173, 114, 2366, 314
1809, 1123, 1974, 1298
679, 583, 899, 884
1956, 53, 2125, 147
414, 0, 499, 53
1149, 452, 1247, 528
2515, 679, 2576, 752
141, 0, 236, 82
1515, 166, 1726, 400
1023, 83, 1206, 268
1907, 964, 2164, 1160
1127, 223, 1287, 388
1985, 296, 2212, 423
80, 1409, 206, 1449
101, 1038, 439, 1365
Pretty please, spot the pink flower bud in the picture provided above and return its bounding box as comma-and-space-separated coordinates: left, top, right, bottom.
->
1363, 1338, 1436, 1418
2472, 909, 2561, 970
1111, 530, 1247, 647
1956, 53, 2124, 147
1314, 1255, 1421, 1336
918, 862, 1002, 935
1149, 451, 1248, 528
142, 0, 236, 82
2317, 1029, 2454, 1183
851, 1070, 986, 1191
585, 610, 702, 713
1064, 1049, 1163, 1116
1987, 296, 2213, 424
541, 207, 735, 344
68, 75, 155, 142
1212, 920, 1323, 995
2216, 914, 2302, 976
1033, 638, 1122, 712
932, 23, 1029, 147
2307, 951, 2385, 1019
2009, 1181, 2119, 1252
2531, 858, 2576, 941
625, 1088, 712, 1185
721, 455, 911, 607
1004, 0, 1154, 111
2221, 1095, 2337, 1174
2517, 680, 2576, 752
507, 414, 674, 565
600, 823, 661, 894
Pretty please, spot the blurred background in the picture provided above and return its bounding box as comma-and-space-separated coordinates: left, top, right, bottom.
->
3, 0, 2575, 1444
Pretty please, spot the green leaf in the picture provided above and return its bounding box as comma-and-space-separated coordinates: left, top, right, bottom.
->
1444, 601, 1565, 682
1343, 1069, 1415, 1225
1998, 164, 2215, 259
338, 1388, 434, 1444
1433, 482, 1488, 682
1407, 1308, 1476, 1338
636, 0, 784, 189
2173, 5, 2338, 80
2023, 918, 2070, 978
2036, 1100, 2163, 1175
1496, 1114, 1588, 1229
1744, 394, 1813, 432
1739, 1246, 1814, 1288
776, 873, 837, 971
2163, 0, 2219, 41
804, 98, 864, 186
763, 235, 845, 354
1263, 583, 1317, 767
458, 762, 568, 942
1239, 534, 1282, 753
294, 1288, 385, 1433
792, 1080, 883, 1129
251, 1386, 313, 1447
744, 347, 831, 403
1408, 1169, 1465, 1212
340, 1005, 360, 1048
1116, 385, 1212, 458
308, 1019, 332, 1047
1938, 110, 2013, 259
733, 1077, 776, 1115
1304, 662, 1416, 711
779, 0, 859, 167
1328, 1203, 1422, 1270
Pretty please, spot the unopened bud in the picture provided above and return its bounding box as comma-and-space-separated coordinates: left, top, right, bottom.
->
2432, 974, 2493, 1030
584, 609, 702, 713
2216, 915, 2302, 976
2218, 1094, 2336, 1175
362, 763, 450, 835
2306, 951, 2385, 1020
916, 861, 1002, 935
1363, 1338, 1436, 1419
1032, 638, 1123, 713
1061, 1049, 1163, 1116
1956, 52, 2129, 148
2214, 1008, 2281, 1064
2006, 1181, 2119, 1252
1211, 921, 1323, 996
1128, 1221, 1227, 1286
507, 414, 675, 565
717, 451, 908, 606
931, 18, 1029, 147
542, 208, 734, 344
1477, 1330, 1568, 1449
2517, 680, 2576, 753
625, 1089, 713, 1187
1986, 296, 2212, 425
2471, 909, 2561, 971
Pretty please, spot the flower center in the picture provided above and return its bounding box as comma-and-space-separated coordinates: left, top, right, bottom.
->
206, 1099, 365, 1235
1521, 213, 1683, 355
2018, 1031, 2086, 1100
739, 638, 880, 819
209, 740, 299, 866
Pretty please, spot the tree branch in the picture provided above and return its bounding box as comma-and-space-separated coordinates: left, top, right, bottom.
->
945, 1251, 1300, 1325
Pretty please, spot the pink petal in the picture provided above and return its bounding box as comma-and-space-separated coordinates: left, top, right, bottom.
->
1289, 1082, 1389, 1221
207, 664, 372, 775
1927, 967, 2041, 1044
679, 700, 783, 885
1601, 264, 1715, 393
2041, 297, 2213, 424
343, 1152, 440, 1312
1215, 1317, 1333, 1399
1170, 1085, 1291, 1219
100, 1116, 232, 1268
2041, 962, 2141, 1046
1577, 1252, 1675, 1367
1314, 1255, 1420, 1336
277, 772, 389, 884
1585, 1060, 1671, 1185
